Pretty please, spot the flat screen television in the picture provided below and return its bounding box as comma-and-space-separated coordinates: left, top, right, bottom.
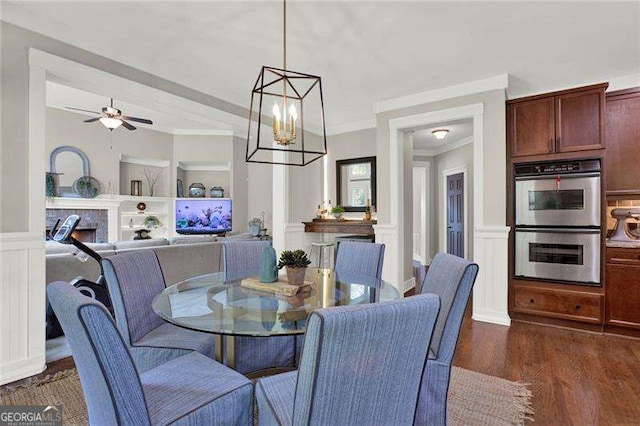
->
175, 198, 232, 234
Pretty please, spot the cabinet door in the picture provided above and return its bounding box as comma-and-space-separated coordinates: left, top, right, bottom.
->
605, 89, 640, 193
508, 97, 555, 157
606, 263, 640, 329
555, 88, 605, 152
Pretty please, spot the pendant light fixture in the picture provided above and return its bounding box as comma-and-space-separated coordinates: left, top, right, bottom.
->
246, 0, 327, 166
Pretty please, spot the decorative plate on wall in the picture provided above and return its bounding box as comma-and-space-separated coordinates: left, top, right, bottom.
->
73, 176, 100, 198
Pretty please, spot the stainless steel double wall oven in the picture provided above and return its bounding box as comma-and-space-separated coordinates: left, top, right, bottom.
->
514, 159, 601, 285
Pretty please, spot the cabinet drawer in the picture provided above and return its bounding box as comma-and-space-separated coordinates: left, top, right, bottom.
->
513, 286, 603, 323
606, 247, 640, 265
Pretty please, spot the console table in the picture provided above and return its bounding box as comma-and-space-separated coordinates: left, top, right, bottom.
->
303, 219, 376, 235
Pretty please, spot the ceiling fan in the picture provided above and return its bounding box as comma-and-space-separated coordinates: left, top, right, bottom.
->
66, 98, 153, 131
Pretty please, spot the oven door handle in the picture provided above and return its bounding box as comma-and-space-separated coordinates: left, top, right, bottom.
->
515, 172, 601, 181
515, 228, 601, 234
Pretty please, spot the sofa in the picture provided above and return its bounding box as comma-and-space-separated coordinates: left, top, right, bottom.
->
45, 233, 255, 286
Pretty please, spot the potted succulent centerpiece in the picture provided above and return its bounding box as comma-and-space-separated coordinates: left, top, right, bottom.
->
277, 249, 311, 286
331, 205, 346, 220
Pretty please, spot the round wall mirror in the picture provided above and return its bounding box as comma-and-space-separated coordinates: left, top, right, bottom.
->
49, 145, 90, 196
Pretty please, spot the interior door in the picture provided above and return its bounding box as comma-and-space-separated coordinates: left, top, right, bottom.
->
447, 173, 464, 258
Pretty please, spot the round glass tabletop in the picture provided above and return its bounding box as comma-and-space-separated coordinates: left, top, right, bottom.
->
152, 268, 401, 337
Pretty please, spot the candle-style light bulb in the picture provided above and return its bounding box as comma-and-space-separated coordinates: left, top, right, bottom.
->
272, 103, 281, 136
289, 103, 297, 121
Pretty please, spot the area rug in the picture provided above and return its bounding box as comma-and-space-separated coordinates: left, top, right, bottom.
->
1, 366, 533, 425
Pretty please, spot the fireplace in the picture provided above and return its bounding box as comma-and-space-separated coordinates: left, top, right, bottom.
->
46, 208, 108, 243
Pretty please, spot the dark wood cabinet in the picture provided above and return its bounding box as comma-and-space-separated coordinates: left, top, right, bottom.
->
604, 88, 640, 195
508, 83, 607, 158
513, 283, 603, 324
508, 97, 555, 157
556, 87, 605, 152
605, 247, 640, 331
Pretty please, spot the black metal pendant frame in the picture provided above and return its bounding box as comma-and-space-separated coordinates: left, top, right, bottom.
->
246, 66, 327, 166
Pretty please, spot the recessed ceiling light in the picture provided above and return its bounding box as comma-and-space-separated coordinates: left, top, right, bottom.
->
432, 129, 449, 140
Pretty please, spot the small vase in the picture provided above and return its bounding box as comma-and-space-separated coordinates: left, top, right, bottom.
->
286, 266, 307, 286
189, 182, 206, 198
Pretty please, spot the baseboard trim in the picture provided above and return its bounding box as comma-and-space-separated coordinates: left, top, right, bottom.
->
0, 355, 46, 386
404, 277, 416, 293
472, 310, 512, 326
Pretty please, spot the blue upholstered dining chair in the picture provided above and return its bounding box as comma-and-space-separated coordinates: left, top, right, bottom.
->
222, 241, 295, 374
102, 250, 215, 372
334, 241, 385, 278
255, 294, 441, 425
416, 252, 479, 426
47, 281, 253, 426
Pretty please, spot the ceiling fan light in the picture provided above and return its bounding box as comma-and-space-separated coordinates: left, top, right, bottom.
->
432, 129, 449, 140
100, 117, 122, 130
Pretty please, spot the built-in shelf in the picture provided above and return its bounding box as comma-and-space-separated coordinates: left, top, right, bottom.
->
121, 211, 165, 217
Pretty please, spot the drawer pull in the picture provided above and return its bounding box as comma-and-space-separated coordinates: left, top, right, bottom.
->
575, 305, 581, 310
529, 299, 535, 304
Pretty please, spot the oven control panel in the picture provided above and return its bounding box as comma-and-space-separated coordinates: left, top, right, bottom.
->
515, 159, 601, 177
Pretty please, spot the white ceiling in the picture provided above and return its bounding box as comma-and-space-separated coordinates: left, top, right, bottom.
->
4, 1, 639, 132
412, 119, 473, 153
46, 81, 224, 134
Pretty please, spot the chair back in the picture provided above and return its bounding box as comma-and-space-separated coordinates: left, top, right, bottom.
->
102, 250, 166, 344
222, 240, 271, 281
294, 294, 440, 425
420, 252, 479, 361
46, 282, 150, 425
334, 241, 385, 278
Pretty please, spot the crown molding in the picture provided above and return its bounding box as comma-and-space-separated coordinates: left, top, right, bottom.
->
375, 74, 509, 114
607, 73, 640, 92
325, 118, 377, 136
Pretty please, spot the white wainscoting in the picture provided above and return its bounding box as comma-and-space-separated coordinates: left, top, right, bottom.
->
472, 226, 511, 326
0, 233, 47, 385
372, 224, 410, 293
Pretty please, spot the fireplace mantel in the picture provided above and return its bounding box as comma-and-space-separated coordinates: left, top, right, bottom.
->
46, 197, 121, 242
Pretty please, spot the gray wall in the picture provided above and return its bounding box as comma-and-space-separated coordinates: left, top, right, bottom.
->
46, 107, 175, 197
289, 159, 322, 223
247, 162, 273, 233
326, 128, 376, 219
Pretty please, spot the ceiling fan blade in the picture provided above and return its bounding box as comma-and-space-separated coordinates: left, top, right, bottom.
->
122, 116, 153, 125
121, 120, 137, 131
84, 117, 100, 123
66, 107, 100, 114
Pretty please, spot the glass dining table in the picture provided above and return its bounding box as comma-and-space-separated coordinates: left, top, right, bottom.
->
151, 268, 401, 366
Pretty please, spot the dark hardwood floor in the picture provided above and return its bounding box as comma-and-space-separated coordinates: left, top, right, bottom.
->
9, 310, 640, 424
453, 313, 640, 425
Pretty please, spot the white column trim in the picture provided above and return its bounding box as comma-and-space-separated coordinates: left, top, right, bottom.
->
412, 161, 431, 264
272, 156, 289, 255
472, 226, 511, 326
388, 103, 484, 292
